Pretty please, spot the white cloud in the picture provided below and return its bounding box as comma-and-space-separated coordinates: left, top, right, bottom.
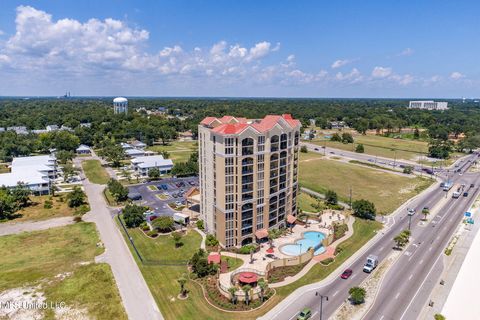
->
0, 30, 4, 36
331, 59, 352, 69
335, 68, 362, 83
397, 48, 414, 56
450, 71, 465, 80
371, 66, 392, 78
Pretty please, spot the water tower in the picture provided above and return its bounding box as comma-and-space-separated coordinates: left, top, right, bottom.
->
113, 97, 128, 114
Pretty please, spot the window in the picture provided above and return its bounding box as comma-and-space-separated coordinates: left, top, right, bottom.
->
258, 136, 265, 152
242, 138, 254, 155
271, 135, 279, 152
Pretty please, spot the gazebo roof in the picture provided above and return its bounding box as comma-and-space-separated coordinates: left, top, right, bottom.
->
207, 253, 221, 264
238, 272, 258, 284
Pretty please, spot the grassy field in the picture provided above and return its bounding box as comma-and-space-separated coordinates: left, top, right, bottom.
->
82, 159, 110, 184
310, 133, 429, 161
119, 216, 381, 319
0, 163, 9, 173
297, 192, 319, 212
7, 195, 77, 222
0, 222, 126, 319
299, 153, 433, 214
147, 141, 197, 163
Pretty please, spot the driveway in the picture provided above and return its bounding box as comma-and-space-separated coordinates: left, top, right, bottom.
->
75, 157, 163, 320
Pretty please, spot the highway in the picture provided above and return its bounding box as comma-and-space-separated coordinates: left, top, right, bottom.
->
261, 152, 480, 320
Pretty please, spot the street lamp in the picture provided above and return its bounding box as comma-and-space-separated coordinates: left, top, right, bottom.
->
315, 292, 328, 320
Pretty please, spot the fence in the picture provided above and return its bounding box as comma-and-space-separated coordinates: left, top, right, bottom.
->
265, 248, 314, 273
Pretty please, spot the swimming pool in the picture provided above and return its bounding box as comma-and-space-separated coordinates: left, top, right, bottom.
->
280, 231, 326, 256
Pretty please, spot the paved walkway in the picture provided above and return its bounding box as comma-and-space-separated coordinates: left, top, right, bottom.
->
75, 157, 163, 320
0, 216, 74, 236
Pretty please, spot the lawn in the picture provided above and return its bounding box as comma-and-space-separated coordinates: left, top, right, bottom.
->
7, 195, 78, 223
82, 159, 110, 184
147, 141, 197, 163
310, 133, 429, 161
299, 153, 433, 214
0, 163, 9, 173
0, 222, 126, 319
297, 192, 319, 213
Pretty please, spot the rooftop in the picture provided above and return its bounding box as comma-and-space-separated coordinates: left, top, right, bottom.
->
200, 114, 300, 135
131, 155, 173, 168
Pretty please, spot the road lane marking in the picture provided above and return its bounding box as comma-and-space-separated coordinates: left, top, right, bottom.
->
409, 274, 413, 280
395, 292, 400, 299
399, 249, 443, 320
380, 315, 385, 320
420, 259, 424, 264
437, 236, 440, 240
429, 247, 433, 251
333, 290, 339, 297
311, 311, 318, 319
351, 274, 356, 279
380, 246, 385, 251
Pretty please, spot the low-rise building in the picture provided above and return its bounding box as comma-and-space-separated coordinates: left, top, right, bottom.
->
0, 154, 57, 194
131, 155, 173, 177
330, 121, 346, 129
76, 144, 91, 155
408, 100, 449, 110
7, 126, 28, 135
131, 140, 147, 149
125, 148, 145, 158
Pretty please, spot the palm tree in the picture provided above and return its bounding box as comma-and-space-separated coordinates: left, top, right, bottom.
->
422, 207, 430, 221
258, 279, 268, 302
242, 285, 252, 305
177, 274, 187, 297
228, 287, 237, 304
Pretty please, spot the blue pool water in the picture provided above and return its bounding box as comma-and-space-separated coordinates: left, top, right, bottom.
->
280, 231, 326, 256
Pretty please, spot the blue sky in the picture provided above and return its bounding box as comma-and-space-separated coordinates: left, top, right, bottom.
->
0, 0, 477, 97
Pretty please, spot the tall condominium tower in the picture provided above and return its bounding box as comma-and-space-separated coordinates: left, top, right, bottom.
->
198, 114, 301, 247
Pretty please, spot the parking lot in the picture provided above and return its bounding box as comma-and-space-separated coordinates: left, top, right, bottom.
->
128, 176, 198, 217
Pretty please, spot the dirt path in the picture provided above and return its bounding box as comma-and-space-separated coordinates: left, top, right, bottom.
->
0, 216, 74, 236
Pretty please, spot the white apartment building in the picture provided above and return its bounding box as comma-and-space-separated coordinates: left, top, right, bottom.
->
408, 100, 449, 110
131, 155, 173, 177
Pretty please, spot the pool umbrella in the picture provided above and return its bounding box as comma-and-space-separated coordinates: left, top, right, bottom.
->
266, 248, 274, 254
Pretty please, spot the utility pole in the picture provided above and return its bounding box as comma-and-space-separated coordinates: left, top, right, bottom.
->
349, 186, 353, 210
393, 150, 396, 167
315, 292, 328, 320
324, 140, 326, 156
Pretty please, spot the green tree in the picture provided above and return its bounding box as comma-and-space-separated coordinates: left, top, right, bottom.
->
56, 150, 74, 164
342, 132, 354, 143
160, 151, 170, 159
413, 127, 420, 139
0, 188, 17, 220
62, 163, 77, 182
355, 144, 365, 153
300, 145, 308, 153
242, 285, 252, 305
172, 231, 183, 248
196, 219, 204, 230
123, 204, 147, 228
107, 179, 128, 202
352, 199, 376, 220
206, 234, 219, 247
11, 183, 31, 208
148, 168, 160, 179
67, 186, 86, 208
228, 287, 237, 304
394, 229, 410, 249
177, 274, 187, 297
349, 287, 366, 305
325, 189, 338, 205
403, 166, 413, 174
258, 278, 268, 302
434, 314, 446, 320
331, 133, 342, 142
98, 141, 124, 167
422, 207, 430, 221
152, 216, 174, 232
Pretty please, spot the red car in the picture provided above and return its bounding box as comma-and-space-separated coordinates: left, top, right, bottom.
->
341, 269, 353, 279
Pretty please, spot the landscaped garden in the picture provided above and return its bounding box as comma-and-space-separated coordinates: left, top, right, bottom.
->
0, 222, 126, 319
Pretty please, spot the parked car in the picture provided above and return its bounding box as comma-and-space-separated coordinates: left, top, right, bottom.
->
162, 184, 168, 190
463, 192, 469, 197
314, 148, 319, 151
471, 183, 475, 188
172, 193, 178, 198
297, 308, 312, 320
341, 269, 353, 279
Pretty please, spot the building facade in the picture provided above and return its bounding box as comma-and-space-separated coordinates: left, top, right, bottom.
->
113, 97, 128, 114
198, 114, 301, 248
408, 100, 449, 110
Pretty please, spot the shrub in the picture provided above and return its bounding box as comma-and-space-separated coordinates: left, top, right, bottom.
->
43, 200, 53, 209
67, 186, 86, 208
239, 244, 258, 254
206, 234, 219, 247
352, 199, 376, 220
196, 219, 204, 230
152, 216, 174, 233
325, 190, 338, 205
107, 179, 128, 202
147, 230, 158, 238
349, 286, 366, 305
333, 223, 348, 241
355, 144, 364, 153
300, 145, 308, 153
320, 257, 334, 265
73, 216, 82, 223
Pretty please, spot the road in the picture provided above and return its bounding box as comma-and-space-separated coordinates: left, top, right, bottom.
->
75, 157, 164, 320
261, 152, 480, 320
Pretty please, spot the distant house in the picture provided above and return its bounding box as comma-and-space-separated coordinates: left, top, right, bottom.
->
0, 128, 5, 132
131, 140, 147, 149
60, 125, 73, 132
76, 144, 91, 155
7, 126, 28, 135
131, 155, 173, 177
120, 142, 133, 150
179, 130, 194, 141
46, 125, 59, 131
79, 122, 91, 128
309, 119, 316, 127
32, 129, 48, 134
408, 101, 448, 110
125, 148, 145, 158
330, 121, 346, 129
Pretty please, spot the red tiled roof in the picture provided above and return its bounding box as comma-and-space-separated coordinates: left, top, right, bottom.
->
238, 272, 258, 284
201, 114, 300, 135
287, 214, 296, 224
255, 228, 269, 239
207, 253, 221, 264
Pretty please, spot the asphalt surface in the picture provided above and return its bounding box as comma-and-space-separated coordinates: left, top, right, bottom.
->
128, 176, 198, 215
262, 152, 480, 320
